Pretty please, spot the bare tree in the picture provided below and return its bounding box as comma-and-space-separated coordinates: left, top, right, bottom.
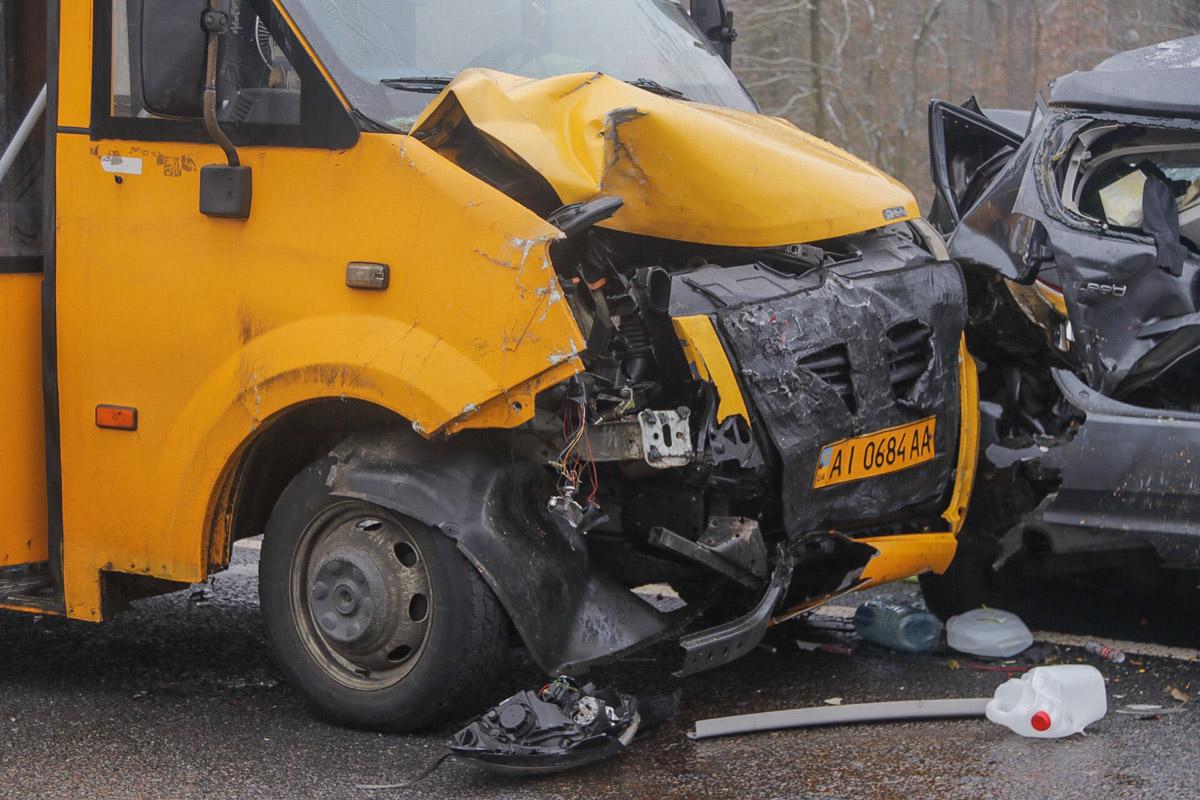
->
728, 0, 1200, 203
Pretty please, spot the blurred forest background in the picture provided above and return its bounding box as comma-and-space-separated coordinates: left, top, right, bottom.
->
726, 0, 1200, 203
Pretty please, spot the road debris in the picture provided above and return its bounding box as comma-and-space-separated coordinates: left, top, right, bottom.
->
1115, 703, 1188, 718
795, 640, 855, 656
448, 676, 641, 775
947, 608, 1033, 658
690, 698, 990, 740
1168, 686, 1191, 704
1085, 641, 1127, 663
966, 662, 1029, 674
985, 665, 1107, 738
853, 599, 941, 653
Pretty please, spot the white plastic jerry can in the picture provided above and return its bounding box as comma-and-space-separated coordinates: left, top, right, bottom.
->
985, 665, 1107, 738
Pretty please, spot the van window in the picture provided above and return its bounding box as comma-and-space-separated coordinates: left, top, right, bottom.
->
94, 0, 356, 149
111, 0, 301, 127
1, 2, 45, 272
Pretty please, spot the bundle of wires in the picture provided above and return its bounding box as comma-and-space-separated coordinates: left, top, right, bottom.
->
552, 384, 599, 505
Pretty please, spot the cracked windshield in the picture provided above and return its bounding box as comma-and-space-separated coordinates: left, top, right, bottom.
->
285, 0, 756, 129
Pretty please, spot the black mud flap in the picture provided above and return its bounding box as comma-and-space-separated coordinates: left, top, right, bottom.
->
325, 431, 682, 675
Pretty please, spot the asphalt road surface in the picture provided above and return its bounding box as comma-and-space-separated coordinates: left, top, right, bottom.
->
1, 542, 1196, 799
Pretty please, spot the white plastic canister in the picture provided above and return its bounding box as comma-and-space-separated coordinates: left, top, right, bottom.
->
985, 665, 1107, 738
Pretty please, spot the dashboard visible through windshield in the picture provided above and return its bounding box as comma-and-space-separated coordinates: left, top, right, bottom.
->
283, 0, 757, 129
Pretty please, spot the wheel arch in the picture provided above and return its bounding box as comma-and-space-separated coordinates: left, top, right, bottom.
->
204, 398, 407, 573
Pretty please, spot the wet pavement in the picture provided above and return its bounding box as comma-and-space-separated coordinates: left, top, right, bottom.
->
0, 543, 1196, 799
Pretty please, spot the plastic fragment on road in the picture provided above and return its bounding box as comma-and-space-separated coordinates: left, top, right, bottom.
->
689, 698, 990, 740
947, 607, 1033, 658
985, 665, 1107, 738
853, 599, 942, 653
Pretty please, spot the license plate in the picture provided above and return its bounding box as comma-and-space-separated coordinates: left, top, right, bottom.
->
812, 417, 936, 488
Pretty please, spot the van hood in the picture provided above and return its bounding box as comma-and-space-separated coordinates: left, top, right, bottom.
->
412, 70, 918, 248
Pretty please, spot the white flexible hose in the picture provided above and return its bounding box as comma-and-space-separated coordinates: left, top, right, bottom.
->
690, 697, 991, 739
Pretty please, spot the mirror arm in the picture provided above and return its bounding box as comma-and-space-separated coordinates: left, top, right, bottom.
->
201, 1, 240, 167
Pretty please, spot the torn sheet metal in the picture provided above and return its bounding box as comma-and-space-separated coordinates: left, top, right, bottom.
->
931, 37, 1200, 575
1007, 370, 1200, 568
947, 104, 1200, 398
1050, 35, 1200, 118
411, 69, 919, 248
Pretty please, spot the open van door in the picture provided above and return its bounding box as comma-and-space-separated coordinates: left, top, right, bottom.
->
928, 99, 1025, 234
0, 0, 52, 586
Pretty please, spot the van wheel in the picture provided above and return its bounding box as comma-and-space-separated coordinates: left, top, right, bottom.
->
258, 457, 508, 732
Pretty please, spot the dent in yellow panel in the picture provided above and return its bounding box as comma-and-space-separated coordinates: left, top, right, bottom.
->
414, 70, 919, 248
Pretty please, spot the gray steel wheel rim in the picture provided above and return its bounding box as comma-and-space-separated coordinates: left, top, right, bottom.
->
290, 502, 433, 690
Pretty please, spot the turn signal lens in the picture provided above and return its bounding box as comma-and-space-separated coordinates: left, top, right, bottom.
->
96, 405, 138, 431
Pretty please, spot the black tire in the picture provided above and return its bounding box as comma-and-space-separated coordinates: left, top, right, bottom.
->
919, 550, 993, 620
920, 468, 1037, 620
259, 456, 508, 732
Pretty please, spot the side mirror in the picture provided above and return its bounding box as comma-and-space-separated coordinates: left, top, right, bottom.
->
690, 0, 736, 66
139, 0, 209, 117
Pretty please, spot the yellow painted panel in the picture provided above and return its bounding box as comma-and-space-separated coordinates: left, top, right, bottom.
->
414, 70, 919, 248
671, 314, 750, 425
0, 274, 48, 567
857, 533, 958, 587
57, 1, 93, 129
940, 340, 980, 537
856, 338, 980, 586
55, 132, 584, 619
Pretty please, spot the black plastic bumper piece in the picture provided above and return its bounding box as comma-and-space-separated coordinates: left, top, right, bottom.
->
674, 548, 793, 678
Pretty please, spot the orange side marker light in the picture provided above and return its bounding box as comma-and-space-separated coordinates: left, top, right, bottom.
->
96, 405, 138, 431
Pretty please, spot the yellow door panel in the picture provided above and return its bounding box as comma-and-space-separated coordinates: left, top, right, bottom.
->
54, 132, 583, 618
0, 274, 48, 567
56, 2, 93, 129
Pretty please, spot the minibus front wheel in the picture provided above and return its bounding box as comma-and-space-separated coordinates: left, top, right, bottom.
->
258, 457, 509, 731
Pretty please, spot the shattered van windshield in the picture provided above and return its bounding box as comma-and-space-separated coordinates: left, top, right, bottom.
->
284, 0, 757, 129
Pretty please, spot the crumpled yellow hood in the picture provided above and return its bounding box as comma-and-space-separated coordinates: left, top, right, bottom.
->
412, 70, 918, 248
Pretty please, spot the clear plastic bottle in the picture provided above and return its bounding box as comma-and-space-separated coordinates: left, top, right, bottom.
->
853, 599, 942, 653
1084, 640, 1126, 663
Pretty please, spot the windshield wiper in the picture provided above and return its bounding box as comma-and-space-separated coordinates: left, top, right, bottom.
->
381, 76, 453, 93
627, 78, 688, 101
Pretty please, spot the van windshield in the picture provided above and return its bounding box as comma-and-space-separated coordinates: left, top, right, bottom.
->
283, 0, 757, 130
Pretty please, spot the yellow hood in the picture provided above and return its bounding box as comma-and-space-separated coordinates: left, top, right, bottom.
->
412, 70, 918, 248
